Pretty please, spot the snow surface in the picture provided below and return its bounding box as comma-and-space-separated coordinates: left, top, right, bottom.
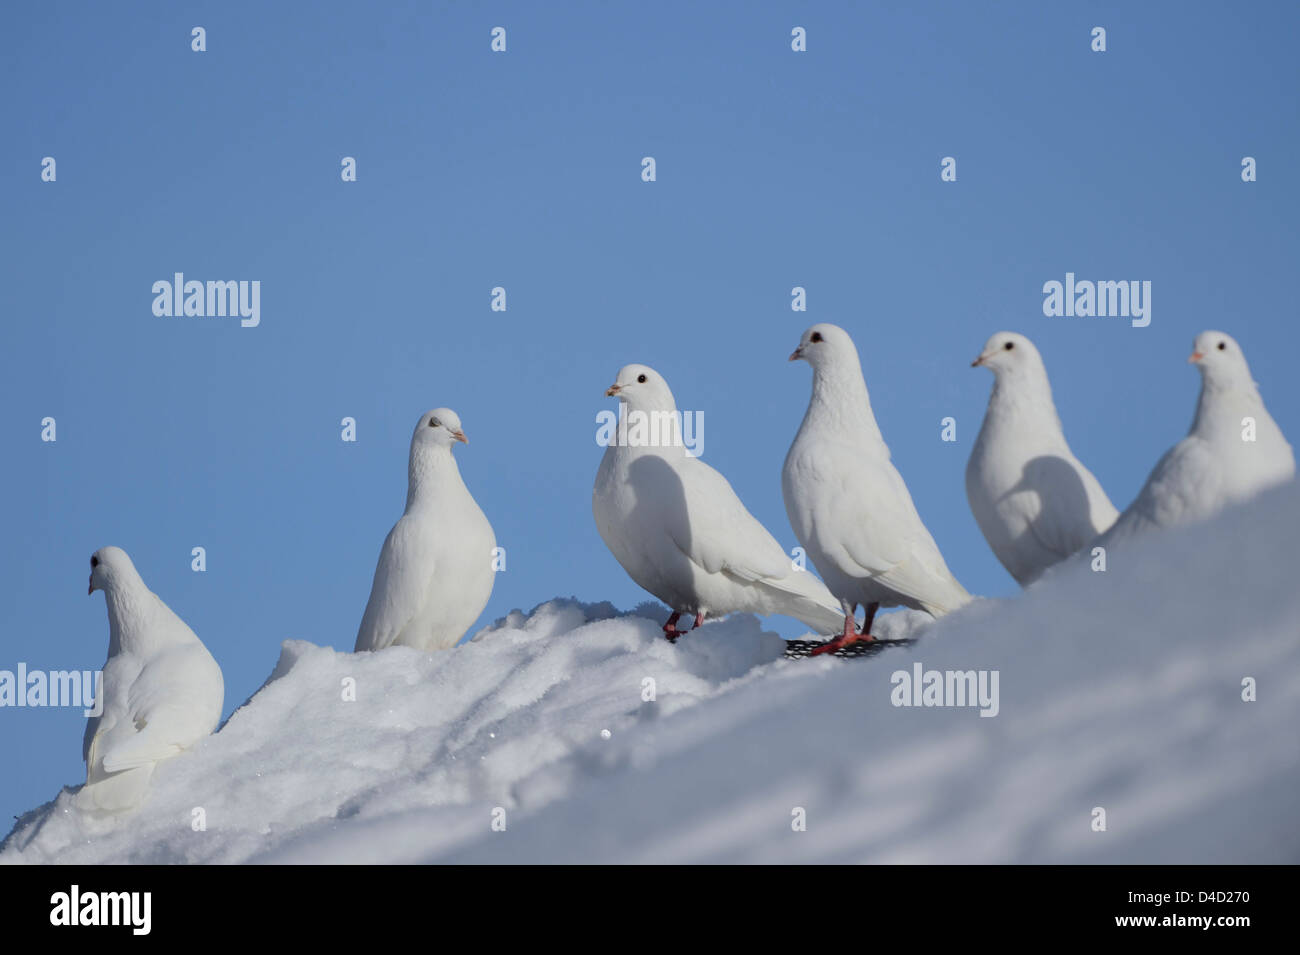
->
4, 481, 1299, 864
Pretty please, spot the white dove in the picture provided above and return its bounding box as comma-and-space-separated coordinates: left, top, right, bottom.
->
967, 331, 1119, 586
784, 323, 972, 655
355, 408, 497, 653
592, 363, 844, 641
1099, 330, 1294, 547
80, 546, 224, 813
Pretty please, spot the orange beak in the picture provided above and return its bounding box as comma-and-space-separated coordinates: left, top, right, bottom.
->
605, 384, 621, 396
452, 430, 468, 444
1188, 352, 1204, 364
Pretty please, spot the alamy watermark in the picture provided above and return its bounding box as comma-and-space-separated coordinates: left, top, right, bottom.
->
1042, 272, 1150, 328
0, 664, 101, 715
152, 273, 260, 327
595, 407, 704, 457
890, 662, 999, 717
50, 885, 151, 935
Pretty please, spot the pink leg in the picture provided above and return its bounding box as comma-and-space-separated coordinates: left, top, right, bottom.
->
810, 602, 879, 656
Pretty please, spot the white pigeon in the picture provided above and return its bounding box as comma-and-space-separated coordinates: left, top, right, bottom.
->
784, 323, 972, 655
1099, 330, 1294, 547
80, 546, 224, 813
966, 331, 1119, 586
592, 363, 844, 641
355, 408, 496, 653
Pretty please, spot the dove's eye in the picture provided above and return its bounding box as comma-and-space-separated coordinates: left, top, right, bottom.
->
637, 374, 647, 383
810, 332, 823, 343
90, 555, 99, 568
1217, 342, 1226, 351
430, 418, 440, 428
1004, 342, 1014, 351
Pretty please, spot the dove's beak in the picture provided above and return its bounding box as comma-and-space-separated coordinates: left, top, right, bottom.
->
971, 352, 992, 367
788, 346, 803, 362
605, 383, 622, 397
87, 576, 94, 596
452, 429, 468, 444
1188, 351, 1204, 364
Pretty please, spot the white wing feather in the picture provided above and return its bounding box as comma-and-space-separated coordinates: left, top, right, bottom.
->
355, 514, 438, 652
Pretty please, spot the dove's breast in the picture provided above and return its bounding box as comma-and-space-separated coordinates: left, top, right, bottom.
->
399, 491, 496, 651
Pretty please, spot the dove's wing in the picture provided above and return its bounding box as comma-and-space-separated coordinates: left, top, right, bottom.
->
1023, 506, 1087, 564
96, 646, 222, 773
355, 513, 438, 652
82, 651, 143, 770
99, 719, 189, 773
82, 695, 106, 767
1017, 473, 1098, 562
1112, 436, 1222, 539
800, 443, 966, 612
663, 458, 796, 584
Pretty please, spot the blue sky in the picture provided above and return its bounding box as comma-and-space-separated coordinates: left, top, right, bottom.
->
2, 1, 1297, 826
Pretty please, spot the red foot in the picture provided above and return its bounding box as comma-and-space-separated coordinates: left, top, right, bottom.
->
809, 603, 879, 657
808, 629, 876, 656
663, 611, 705, 643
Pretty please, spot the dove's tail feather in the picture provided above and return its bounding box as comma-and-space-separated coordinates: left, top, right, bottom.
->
762, 572, 848, 635
918, 578, 975, 618
76, 765, 154, 813
786, 598, 851, 636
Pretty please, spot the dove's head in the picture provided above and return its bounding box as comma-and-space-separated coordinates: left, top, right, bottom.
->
1188, 331, 1253, 389
971, 332, 1044, 377
605, 364, 677, 413
412, 408, 468, 450
88, 546, 137, 596
788, 323, 862, 375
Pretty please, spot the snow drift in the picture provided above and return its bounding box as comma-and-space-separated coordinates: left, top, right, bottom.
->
4, 482, 1299, 864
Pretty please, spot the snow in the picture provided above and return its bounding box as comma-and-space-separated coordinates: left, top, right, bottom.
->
4, 482, 1299, 864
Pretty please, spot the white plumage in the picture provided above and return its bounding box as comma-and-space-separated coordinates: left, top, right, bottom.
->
592, 363, 844, 640
1100, 330, 1294, 546
355, 408, 496, 653
783, 323, 972, 651
966, 331, 1119, 586
80, 546, 224, 813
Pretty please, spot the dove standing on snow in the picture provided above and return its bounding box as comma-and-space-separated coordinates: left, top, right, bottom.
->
967, 332, 1118, 585
355, 409, 497, 652
784, 323, 972, 655
81, 546, 224, 812
593, 364, 844, 640
1099, 330, 1294, 547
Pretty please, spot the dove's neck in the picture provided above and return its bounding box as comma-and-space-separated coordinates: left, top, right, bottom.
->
986, 367, 1064, 435
806, 361, 885, 446
1191, 372, 1264, 439
602, 399, 690, 461
407, 446, 465, 509
104, 582, 168, 656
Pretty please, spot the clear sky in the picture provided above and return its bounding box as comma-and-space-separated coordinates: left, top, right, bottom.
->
2, 1, 1297, 827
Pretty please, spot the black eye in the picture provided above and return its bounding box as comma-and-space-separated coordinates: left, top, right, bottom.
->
637, 374, 647, 383
429, 418, 439, 428
810, 332, 823, 343
90, 556, 99, 568
1004, 342, 1014, 350
1217, 342, 1226, 351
